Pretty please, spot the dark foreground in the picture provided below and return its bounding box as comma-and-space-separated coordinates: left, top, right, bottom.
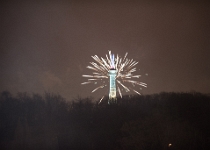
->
0, 91, 210, 150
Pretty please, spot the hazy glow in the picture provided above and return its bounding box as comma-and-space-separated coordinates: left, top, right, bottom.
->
82, 50, 147, 99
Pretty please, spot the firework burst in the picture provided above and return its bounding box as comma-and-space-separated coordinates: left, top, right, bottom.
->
81, 50, 147, 101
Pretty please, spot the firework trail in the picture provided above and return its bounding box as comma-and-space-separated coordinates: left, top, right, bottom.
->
81, 50, 147, 102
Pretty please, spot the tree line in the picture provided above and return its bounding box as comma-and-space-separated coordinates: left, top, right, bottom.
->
0, 91, 210, 150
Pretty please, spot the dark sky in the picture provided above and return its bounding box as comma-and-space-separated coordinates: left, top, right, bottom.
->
0, 0, 210, 100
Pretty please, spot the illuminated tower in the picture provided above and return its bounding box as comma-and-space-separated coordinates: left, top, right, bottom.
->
108, 69, 117, 104
82, 50, 147, 105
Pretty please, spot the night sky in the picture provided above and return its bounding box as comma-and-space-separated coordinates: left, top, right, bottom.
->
0, 0, 210, 100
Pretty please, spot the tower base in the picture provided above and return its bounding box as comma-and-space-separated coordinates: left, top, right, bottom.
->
108, 97, 117, 105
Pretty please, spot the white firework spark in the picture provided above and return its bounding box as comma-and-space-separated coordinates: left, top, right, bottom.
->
81, 50, 147, 99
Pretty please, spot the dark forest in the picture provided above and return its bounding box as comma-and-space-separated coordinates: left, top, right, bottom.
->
0, 91, 210, 150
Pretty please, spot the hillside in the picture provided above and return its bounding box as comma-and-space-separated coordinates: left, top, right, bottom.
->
0, 91, 210, 150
